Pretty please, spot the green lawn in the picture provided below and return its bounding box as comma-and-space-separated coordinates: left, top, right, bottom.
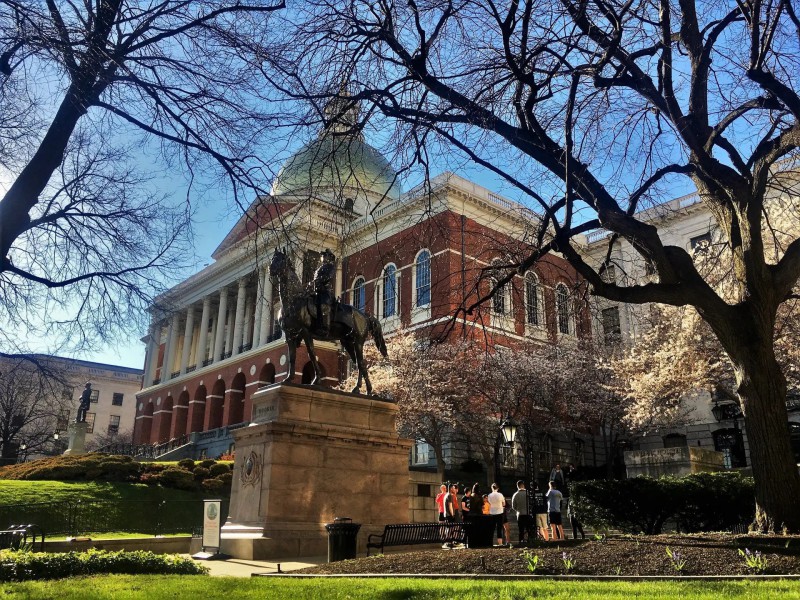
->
2, 576, 799, 599
0, 480, 210, 506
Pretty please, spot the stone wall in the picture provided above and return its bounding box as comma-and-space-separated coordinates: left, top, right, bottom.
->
624, 446, 724, 478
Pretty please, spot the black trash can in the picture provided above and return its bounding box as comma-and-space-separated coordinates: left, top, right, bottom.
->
324, 517, 361, 562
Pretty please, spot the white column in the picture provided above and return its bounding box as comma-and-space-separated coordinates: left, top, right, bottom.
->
144, 322, 159, 386
163, 314, 180, 380
335, 261, 343, 299
195, 296, 211, 368
231, 277, 248, 355
179, 306, 196, 375
258, 269, 273, 345
213, 287, 229, 362
224, 303, 235, 355
243, 297, 254, 347
251, 268, 265, 348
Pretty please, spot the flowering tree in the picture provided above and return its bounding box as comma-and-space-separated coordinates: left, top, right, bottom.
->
340, 330, 482, 482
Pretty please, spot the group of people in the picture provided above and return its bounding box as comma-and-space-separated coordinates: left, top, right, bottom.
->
433, 463, 585, 547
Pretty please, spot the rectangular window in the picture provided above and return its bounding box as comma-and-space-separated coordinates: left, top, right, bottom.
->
85, 413, 96, 434
90, 388, 99, 403
602, 306, 622, 345
383, 267, 397, 318
107, 415, 120, 435
57, 409, 70, 431
416, 252, 431, 307
417, 484, 432, 498
413, 440, 430, 465
112, 393, 124, 406
61, 387, 74, 401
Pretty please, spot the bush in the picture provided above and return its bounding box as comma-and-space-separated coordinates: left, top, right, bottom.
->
177, 459, 195, 471
570, 472, 755, 534
208, 463, 230, 477
216, 473, 233, 487
192, 467, 211, 481
0, 549, 208, 581
158, 468, 196, 491
0, 454, 141, 482
199, 460, 215, 469
201, 478, 225, 492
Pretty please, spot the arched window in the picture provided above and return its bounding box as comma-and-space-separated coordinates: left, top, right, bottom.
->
525, 272, 543, 326
556, 283, 571, 335
382, 264, 397, 318
352, 276, 366, 312
415, 250, 431, 307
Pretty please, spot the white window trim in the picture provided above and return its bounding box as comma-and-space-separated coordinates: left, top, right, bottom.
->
489, 260, 514, 330
411, 249, 432, 324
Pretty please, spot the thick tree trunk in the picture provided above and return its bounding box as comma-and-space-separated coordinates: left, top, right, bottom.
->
733, 345, 800, 532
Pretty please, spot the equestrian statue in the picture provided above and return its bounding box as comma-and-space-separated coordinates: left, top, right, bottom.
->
269, 248, 388, 395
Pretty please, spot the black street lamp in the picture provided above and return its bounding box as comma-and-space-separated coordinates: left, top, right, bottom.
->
500, 417, 517, 446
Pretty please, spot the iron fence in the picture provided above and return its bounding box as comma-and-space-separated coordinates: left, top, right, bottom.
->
0, 499, 229, 537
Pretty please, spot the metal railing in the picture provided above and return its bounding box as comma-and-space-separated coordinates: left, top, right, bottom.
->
0, 500, 228, 538
96, 434, 189, 459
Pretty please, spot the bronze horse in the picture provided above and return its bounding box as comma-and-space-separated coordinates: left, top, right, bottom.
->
269, 249, 388, 395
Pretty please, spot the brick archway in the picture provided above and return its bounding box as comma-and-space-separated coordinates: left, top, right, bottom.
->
204, 379, 226, 431
188, 385, 207, 433
224, 372, 246, 426
171, 390, 190, 439
152, 395, 174, 443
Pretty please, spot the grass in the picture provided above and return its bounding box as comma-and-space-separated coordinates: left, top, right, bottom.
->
0, 480, 209, 506
1, 575, 800, 599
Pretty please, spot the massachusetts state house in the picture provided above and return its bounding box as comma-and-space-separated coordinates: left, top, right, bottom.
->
132, 106, 590, 460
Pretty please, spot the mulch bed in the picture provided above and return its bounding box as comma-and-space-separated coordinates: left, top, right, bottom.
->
298, 534, 800, 576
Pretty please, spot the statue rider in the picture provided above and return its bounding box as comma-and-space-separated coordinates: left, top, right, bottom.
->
312, 249, 337, 336
76, 382, 92, 423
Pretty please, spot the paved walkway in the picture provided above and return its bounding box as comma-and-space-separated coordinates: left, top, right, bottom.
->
185, 555, 326, 577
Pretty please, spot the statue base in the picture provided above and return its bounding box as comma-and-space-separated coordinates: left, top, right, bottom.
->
221, 383, 412, 560
63, 422, 90, 456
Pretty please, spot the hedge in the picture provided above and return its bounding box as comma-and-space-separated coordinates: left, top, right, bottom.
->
569, 471, 755, 534
0, 454, 233, 493
0, 549, 208, 581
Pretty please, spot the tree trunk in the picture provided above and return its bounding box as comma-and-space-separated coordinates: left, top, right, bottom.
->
733, 344, 800, 532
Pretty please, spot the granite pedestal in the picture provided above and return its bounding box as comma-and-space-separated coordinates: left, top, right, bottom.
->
63, 421, 89, 456
221, 383, 412, 559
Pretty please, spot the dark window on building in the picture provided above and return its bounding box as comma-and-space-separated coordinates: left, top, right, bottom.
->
415, 250, 431, 307
790, 423, 800, 464
602, 306, 622, 346
56, 409, 70, 431
525, 274, 541, 326
112, 393, 124, 406
713, 428, 746, 468
556, 284, 571, 334
353, 277, 366, 312
417, 484, 432, 498
90, 388, 99, 403
108, 415, 120, 435
382, 265, 397, 318
85, 413, 96, 434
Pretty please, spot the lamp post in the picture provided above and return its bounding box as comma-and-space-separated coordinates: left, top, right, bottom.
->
18, 443, 27, 463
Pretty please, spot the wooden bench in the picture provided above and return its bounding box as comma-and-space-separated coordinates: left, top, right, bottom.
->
0, 524, 44, 551
366, 523, 465, 556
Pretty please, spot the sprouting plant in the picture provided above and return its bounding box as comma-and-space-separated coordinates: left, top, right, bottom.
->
593, 531, 607, 542
561, 551, 575, 573
665, 547, 686, 573
739, 548, 769, 573
523, 550, 540, 573
614, 566, 622, 576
